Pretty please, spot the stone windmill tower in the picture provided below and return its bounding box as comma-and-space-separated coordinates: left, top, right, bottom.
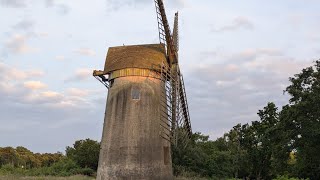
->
93, 0, 192, 179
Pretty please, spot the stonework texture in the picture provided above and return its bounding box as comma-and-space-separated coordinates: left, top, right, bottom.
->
96, 76, 173, 180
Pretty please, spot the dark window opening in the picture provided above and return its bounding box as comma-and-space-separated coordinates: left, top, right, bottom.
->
131, 88, 140, 100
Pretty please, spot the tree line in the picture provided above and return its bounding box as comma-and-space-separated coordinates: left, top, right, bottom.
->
0, 139, 100, 177
0, 61, 319, 179
172, 61, 320, 180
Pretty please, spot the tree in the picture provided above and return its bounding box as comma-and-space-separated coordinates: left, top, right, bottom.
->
66, 139, 100, 171
283, 60, 320, 179
0, 147, 18, 167
238, 103, 281, 180
172, 131, 234, 178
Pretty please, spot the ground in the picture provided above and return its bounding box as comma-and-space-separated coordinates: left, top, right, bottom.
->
0, 175, 212, 180
0, 175, 94, 180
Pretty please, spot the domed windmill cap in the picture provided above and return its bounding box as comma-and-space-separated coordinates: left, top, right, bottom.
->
103, 44, 167, 74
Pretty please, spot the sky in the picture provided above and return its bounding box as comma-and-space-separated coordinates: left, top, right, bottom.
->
0, 0, 319, 153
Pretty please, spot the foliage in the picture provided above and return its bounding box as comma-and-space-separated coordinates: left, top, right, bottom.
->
273, 175, 308, 180
0, 139, 99, 177
66, 139, 100, 171
173, 61, 320, 180
0, 175, 94, 180
0, 146, 62, 169
282, 60, 320, 179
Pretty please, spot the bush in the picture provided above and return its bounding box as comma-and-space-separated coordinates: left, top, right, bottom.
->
74, 168, 95, 176
273, 175, 308, 180
0, 164, 15, 175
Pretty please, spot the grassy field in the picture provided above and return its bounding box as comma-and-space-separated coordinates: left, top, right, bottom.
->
0, 176, 211, 180
175, 177, 211, 180
0, 175, 228, 180
0, 175, 94, 180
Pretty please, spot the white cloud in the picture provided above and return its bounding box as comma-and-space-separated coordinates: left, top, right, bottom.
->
5, 34, 38, 54
12, 19, 34, 31
41, 91, 62, 98
105, 0, 186, 11
212, 16, 254, 32
238, 48, 283, 59
186, 48, 313, 139
0, 64, 93, 110
26, 70, 45, 78
67, 88, 89, 97
55, 55, 65, 61
44, 0, 70, 14
0, 0, 27, 8
65, 68, 92, 82
73, 48, 96, 56
0, 62, 44, 81
24, 81, 47, 90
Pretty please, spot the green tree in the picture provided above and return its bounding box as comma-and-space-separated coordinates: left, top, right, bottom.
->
239, 103, 280, 180
0, 147, 19, 167
66, 139, 100, 171
283, 60, 320, 179
172, 131, 234, 178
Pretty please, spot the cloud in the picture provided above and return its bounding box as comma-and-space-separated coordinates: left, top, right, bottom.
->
55, 55, 65, 61
24, 81, 47, 90
185, 49, 311, 139
11, 19, 49, 39
0, 63, 96, 111
44, 0, 70, 14
12, 19, 35, 31
105, 0, 149, 11
105, 0, 185, 12
0, 0, 27, 8
67, 88, 89, 97
212, 17, 254, 32
41, 91, 62, 99
26, 70, 45, 77
5, 34, 38, 54
308, 32, 320, 42
0, 0, 70, 14
45, 0, 54, 7
173, 0, 187, 7
73, 48, 96, 56
200, 48, 283, 64
0, 62, 44, 81
235, 48, 283, 62
65, 68, 92, 82
55, 4, 70, 15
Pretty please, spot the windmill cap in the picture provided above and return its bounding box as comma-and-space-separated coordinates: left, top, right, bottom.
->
103, 44, 167, 74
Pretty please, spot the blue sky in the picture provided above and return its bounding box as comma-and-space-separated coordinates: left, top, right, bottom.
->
0, 0, 319, 153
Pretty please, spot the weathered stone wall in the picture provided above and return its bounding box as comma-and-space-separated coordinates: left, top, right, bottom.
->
97, 76, 173, 180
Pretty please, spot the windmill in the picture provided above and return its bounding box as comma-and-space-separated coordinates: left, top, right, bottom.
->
93, 0, 191, 179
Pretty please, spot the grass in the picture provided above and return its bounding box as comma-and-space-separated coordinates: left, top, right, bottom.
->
0, 175, 94, 180
175, 177, 209, 180
0, 175, 224, 180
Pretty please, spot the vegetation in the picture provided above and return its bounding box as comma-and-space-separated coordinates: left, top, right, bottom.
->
1, 61, 319, 179
0, 139, 99, 178
172, 61, 320, 180
0, 175, 94, 180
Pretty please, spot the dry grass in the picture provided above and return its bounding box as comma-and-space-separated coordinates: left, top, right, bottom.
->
0, 175, 94, 180
0, 175, 212, 180
175, 177, 210, 180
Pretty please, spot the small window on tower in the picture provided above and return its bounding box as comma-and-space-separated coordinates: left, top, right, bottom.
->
131, 88, 140, 100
